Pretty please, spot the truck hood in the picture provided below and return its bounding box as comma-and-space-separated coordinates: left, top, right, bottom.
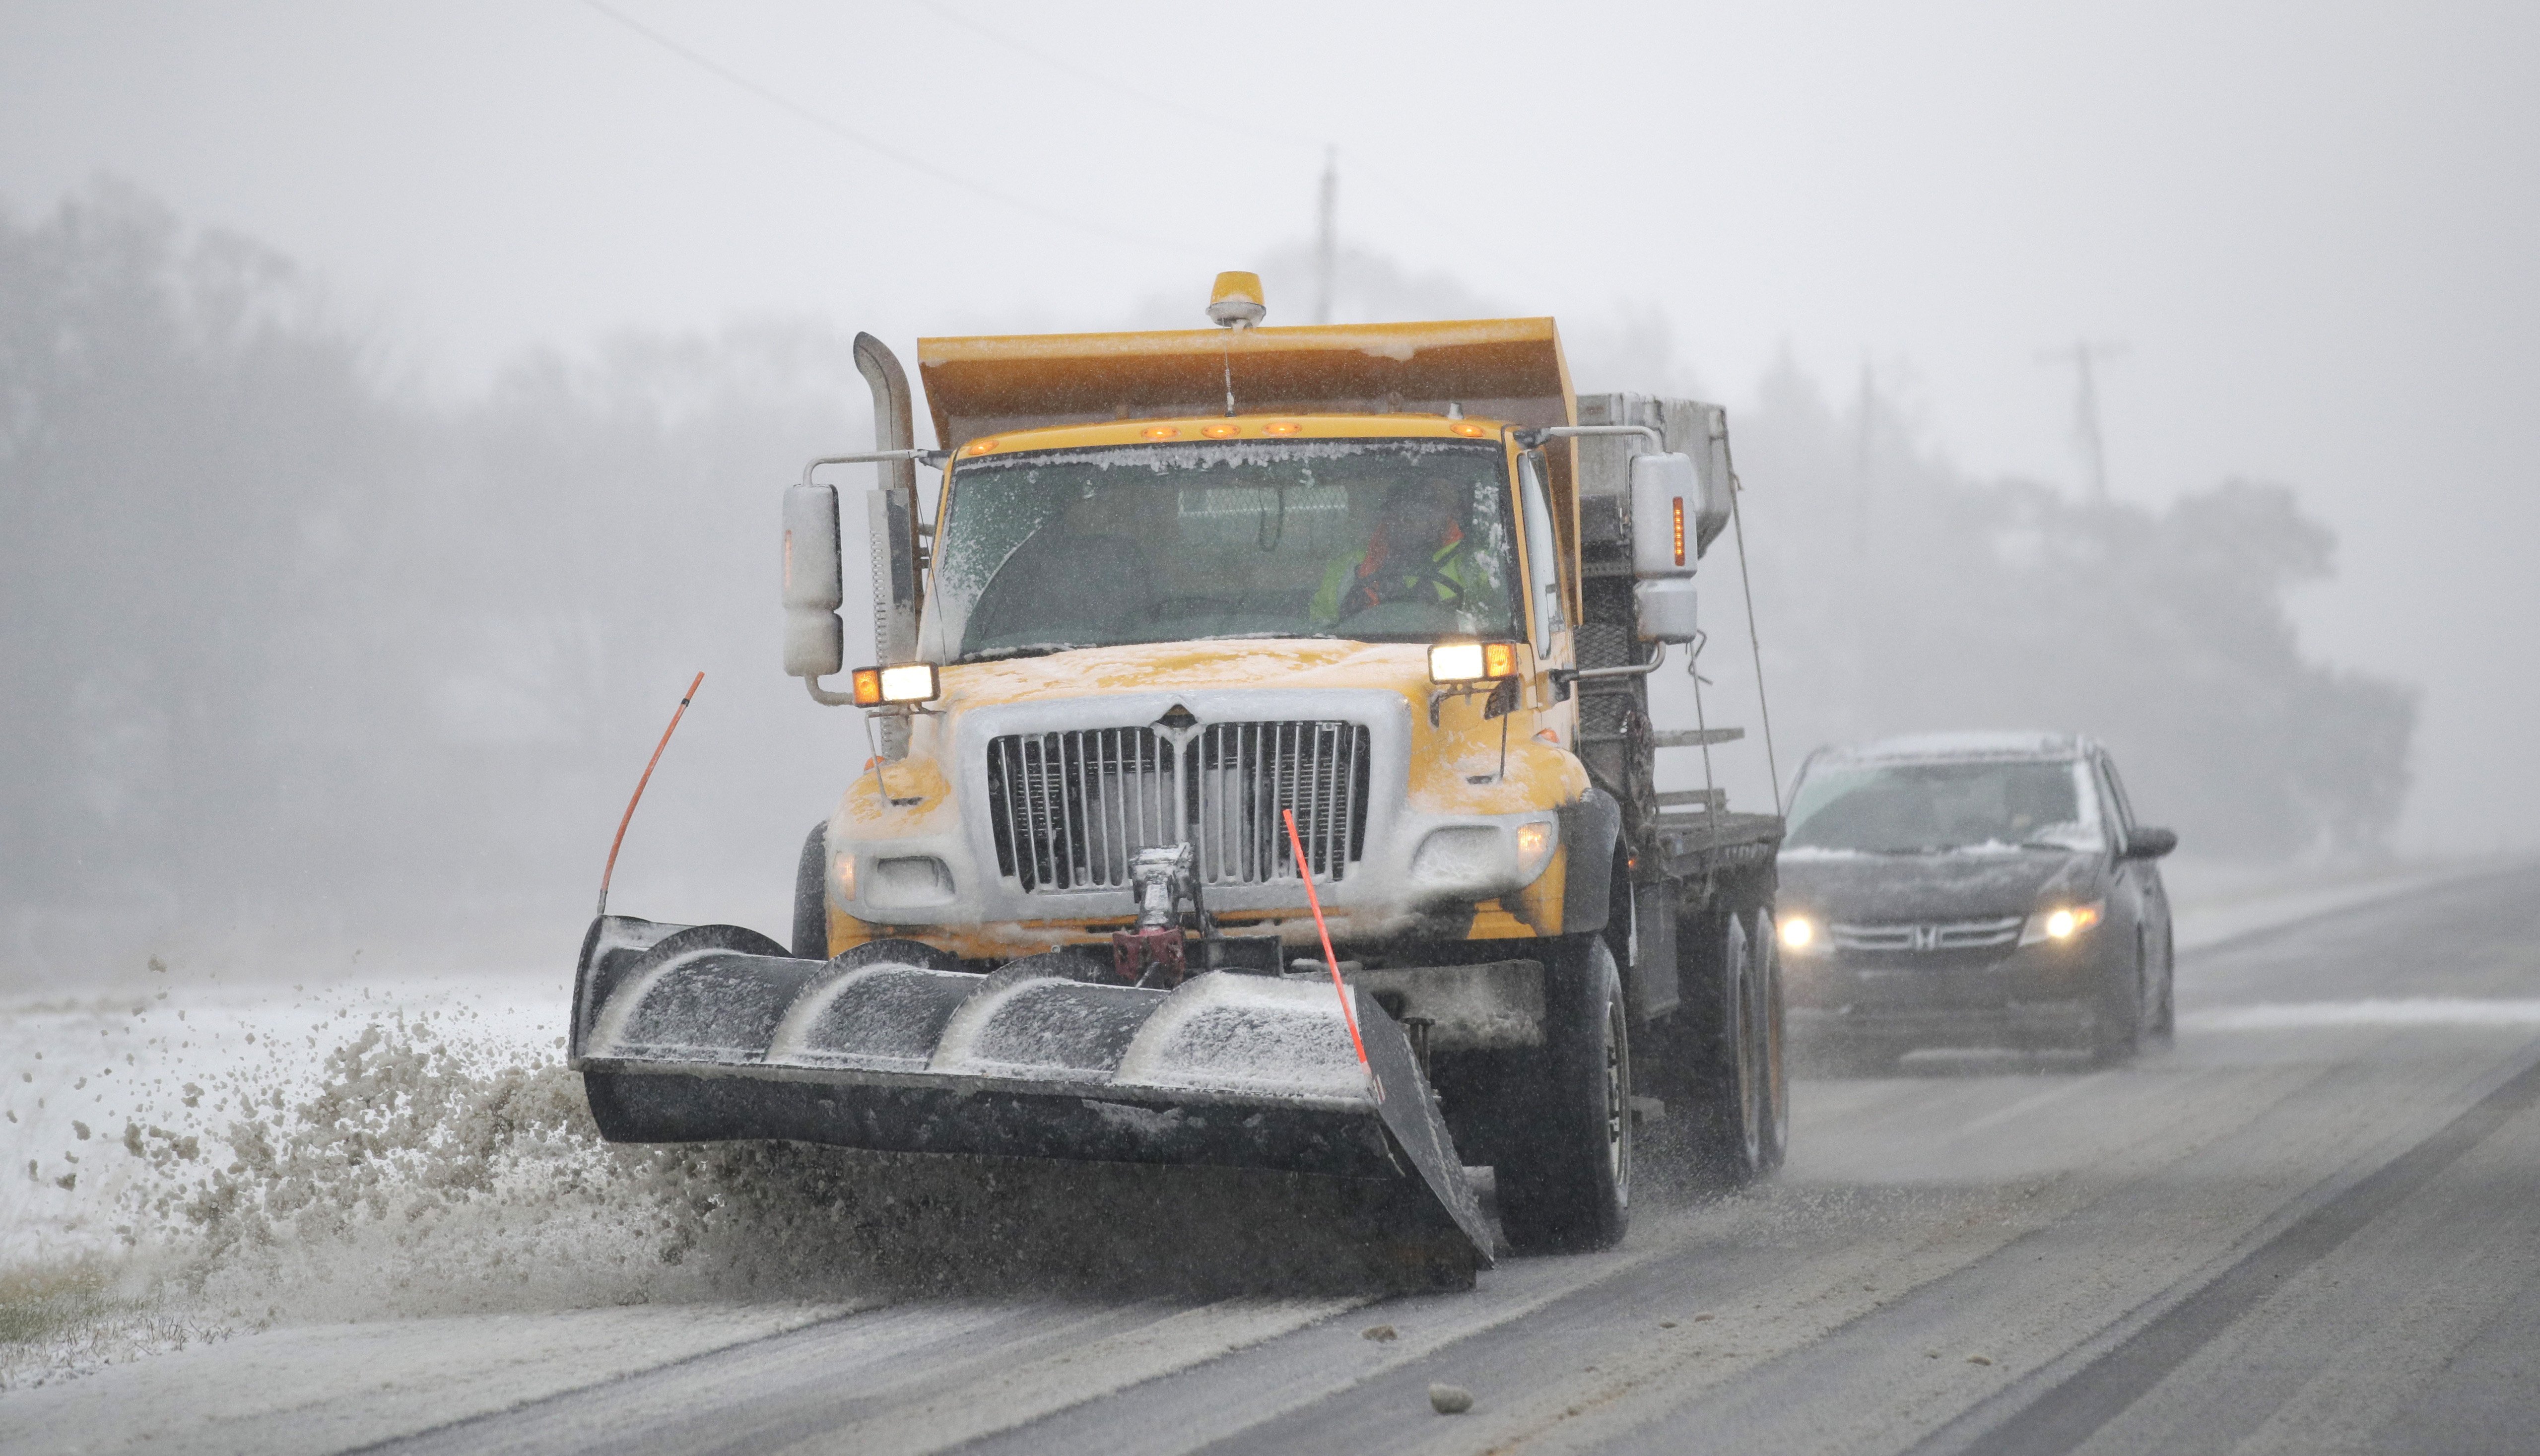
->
1775, 848, 2104, 924
939, 639, 1437, 711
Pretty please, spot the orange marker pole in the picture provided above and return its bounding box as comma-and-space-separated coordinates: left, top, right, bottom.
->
1284, 807, 1369, 1068
597, 671, 705, 918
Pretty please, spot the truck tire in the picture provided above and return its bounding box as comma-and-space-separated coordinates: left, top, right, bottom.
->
1684, 910, 1768, 1183
1495, 934, 1632, 1254
791, 819, 831, 960
1753, 907, 1791, 1173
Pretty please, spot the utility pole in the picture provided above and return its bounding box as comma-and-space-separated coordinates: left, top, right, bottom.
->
1853, 361, 1874, 563
1313, 147, 1337, 326
2038, 339, 2128, 501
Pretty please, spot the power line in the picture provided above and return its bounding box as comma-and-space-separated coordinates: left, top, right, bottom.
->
576, 0, 1200, 257
914, 1, 1324, 152
901, 5, 1568, 311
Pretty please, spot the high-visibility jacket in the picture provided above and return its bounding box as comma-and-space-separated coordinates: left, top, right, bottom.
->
1311, 534, 1489, 625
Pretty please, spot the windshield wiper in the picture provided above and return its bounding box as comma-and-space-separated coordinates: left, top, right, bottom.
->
962, 643, 1095, 662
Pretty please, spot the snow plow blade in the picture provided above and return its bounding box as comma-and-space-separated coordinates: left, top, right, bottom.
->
570, 916, 1493, 1268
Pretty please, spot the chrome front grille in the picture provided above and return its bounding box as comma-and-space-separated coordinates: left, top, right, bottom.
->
1829, 915, 2024, 953
985, 721, 1371, 893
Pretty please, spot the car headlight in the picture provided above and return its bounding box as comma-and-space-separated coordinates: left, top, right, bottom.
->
1778, 913, 1821, 955
2020, 899, 2104, 946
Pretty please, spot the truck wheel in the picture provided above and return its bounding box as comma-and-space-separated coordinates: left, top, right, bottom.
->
1753, 908, 1791, 1173
2092, 938, 2144, 1065
1495, 934, 1632, 1254
1687, 911, 1767, 1182
791, 819, 831, 960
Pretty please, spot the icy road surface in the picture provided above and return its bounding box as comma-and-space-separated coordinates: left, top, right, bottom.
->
4, 860, 2536, 1455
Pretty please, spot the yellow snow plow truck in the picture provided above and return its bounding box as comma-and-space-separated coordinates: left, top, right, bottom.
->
569, 275, 1787, 1282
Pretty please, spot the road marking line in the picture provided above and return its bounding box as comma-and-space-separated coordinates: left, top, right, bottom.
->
1920, 1049, 2540, 1456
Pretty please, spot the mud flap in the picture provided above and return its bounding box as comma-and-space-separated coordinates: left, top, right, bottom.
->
571, 916, 1492, 1267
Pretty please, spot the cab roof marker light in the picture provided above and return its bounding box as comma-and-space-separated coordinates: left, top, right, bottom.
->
965, 440, 996, 455
1142, 425, 1181, 440
1450, 421, 1490, 438
1201, 422, 1241, 438
1263, 421, 1302, 435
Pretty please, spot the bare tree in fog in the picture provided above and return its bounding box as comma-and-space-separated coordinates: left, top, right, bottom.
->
0, 182, 381, 948
1, 183, 862, 983
1737, 363, 2414, 857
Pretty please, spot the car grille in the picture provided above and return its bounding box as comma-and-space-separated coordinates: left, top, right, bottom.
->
985, 721, 1371, 893
1829, 915, 2024, 953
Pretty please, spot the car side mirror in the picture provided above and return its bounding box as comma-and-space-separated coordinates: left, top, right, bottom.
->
2122, 826, 2178, 860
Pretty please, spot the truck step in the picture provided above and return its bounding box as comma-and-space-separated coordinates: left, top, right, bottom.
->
1652, 728, 1744, 748
1654, 788, 1727, 812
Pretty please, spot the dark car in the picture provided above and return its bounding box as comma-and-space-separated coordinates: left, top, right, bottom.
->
1774, 732, 2177, 1068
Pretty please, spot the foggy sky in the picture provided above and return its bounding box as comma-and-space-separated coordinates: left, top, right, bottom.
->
3, 0, 2534, 853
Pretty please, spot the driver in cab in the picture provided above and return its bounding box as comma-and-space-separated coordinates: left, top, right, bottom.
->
1310, 477, 1486, 628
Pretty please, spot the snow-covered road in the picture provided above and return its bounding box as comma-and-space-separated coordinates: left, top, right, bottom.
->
5, 859, 2535, 1455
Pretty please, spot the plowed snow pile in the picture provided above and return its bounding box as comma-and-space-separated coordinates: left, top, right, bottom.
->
0, 970, 885, 1389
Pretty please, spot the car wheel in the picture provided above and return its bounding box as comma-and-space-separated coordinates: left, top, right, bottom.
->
2092, 935, 2145, 1065
1495, 934, 1633, 1254
2148, 924, 2176, 1045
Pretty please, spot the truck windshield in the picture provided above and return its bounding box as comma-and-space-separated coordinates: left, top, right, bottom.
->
1783, 759, 2103, 855
932, 437, 1523, 662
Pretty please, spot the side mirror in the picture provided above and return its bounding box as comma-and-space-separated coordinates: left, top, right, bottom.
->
2122, 826, 2178, 860
1634, 580, 1698, 644
1630, 452, 1699, 578
1630, 453, 1701, 644
782, 483, 844, 678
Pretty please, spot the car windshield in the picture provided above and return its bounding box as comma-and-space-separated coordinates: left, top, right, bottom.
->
928, 437, 1522, 662
1783, 757, 2103, 855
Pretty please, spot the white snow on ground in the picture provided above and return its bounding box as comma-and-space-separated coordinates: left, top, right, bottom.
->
2165, 859, 2491, 953
0, 965, 891, 1392
2182, 998, 2540, 1032
0, 1302, 858, 1456
0, 856, 2510, 1446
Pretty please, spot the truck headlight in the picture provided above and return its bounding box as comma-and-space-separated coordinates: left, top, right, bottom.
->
867, 855, 956, 911
1430, 641, 1520, 683
852, 662, 941, 706
1411, 820, 1557, 893
2020, 900, 2104, 945
1514, 820, 1556, 882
